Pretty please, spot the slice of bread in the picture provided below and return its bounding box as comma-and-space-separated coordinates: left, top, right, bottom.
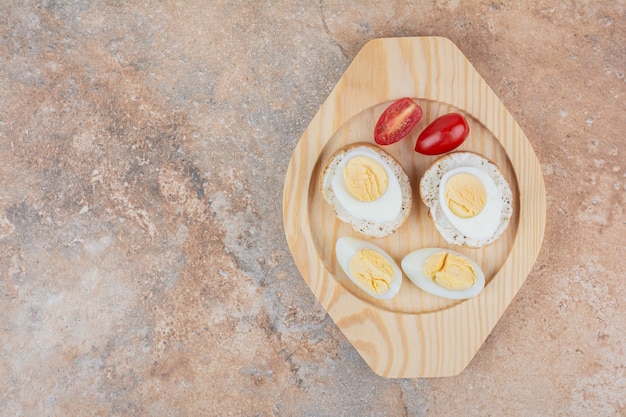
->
320, 143, 412, 239
420, 151, 513, 248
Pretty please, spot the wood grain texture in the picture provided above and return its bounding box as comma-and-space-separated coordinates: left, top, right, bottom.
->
282, 37, 546, 378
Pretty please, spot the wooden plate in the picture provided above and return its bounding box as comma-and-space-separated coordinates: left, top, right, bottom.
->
282, 37, 546, 378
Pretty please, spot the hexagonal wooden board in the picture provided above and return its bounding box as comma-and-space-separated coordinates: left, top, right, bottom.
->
282, 37, 546, 378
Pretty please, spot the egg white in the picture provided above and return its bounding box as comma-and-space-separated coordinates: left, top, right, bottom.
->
335, 236, 403, 300
438, 167, 504, 242
331, 147, 402, 223
401, 247, 485, 300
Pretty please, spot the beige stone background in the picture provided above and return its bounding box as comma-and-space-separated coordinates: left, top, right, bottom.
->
0, 1, 624, 416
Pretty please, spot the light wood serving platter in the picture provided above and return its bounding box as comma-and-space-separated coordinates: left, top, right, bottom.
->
282, 37, 546, 378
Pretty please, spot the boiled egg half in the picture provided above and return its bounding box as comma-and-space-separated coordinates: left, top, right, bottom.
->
335, 236, 403, 300
401, 248, 485, 300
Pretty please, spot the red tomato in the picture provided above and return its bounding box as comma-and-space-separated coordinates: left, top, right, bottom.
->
374, 97, 423, 145
414, 113, 469, 155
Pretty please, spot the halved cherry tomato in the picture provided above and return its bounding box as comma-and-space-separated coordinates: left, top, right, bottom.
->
374, 97, 423, 145
414, 113, 469, 155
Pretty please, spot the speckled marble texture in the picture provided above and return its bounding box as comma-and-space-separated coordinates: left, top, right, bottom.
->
0, 1, 624, 416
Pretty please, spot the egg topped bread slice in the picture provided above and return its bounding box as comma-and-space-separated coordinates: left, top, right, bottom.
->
420, 151, 513, 248
320, 143, 412, 239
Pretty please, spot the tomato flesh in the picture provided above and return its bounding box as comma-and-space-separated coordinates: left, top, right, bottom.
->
374, 97, 423, 145
414, 113, 469, 155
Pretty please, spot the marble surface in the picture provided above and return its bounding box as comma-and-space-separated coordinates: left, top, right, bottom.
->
0, 1, 624, 416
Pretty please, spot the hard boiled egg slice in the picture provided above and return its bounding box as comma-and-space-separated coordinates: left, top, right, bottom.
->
401, 248, 485, 300
438, 166, 503, 242
331, 147, 403, 223
335, 236, 403, 300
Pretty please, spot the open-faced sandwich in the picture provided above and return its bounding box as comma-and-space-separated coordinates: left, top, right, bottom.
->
320, 143, 412, 239
420, 151, 513, 248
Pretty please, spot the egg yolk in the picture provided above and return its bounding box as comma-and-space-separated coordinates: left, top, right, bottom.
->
343, 156, 388, 202
348, 248, 395, 295
423, 251, 476, 291
444, 173, 486, 218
